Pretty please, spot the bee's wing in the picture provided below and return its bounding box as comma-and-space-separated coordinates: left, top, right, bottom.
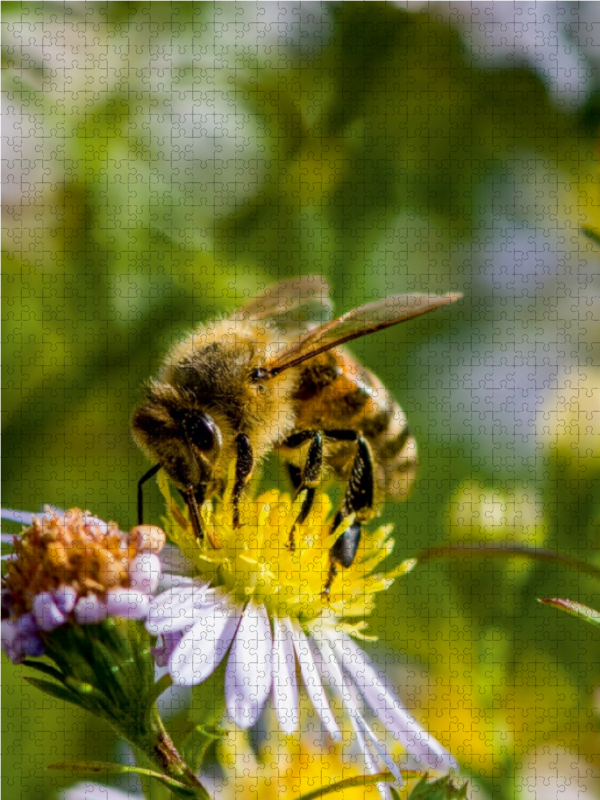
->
264, 293, 462, 374
232, 275, 333, 333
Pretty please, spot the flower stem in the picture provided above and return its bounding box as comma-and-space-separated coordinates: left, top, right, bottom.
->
151, 707, 210, 798
415, 544, 600, 580
126, 706, 210, 799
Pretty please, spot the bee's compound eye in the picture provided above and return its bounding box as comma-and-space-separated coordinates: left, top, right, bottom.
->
249, 367, 269, 383
185, 414, 216, 452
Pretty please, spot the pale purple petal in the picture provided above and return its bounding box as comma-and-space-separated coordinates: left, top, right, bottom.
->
157, 571, 197, 591
106, 589, 149, 619
53, 585, 78, 615
158, 545, 195, 576
170, 601, 241, 686
290, 622, 341, 741
271, 616, 299, 734
2, 613, 45, 663
350, 715, 393, 800
33, 592, 66, 631
2, 588, 14, 619
225, 602, 273, 728
61, 781, 143, 799
329, 632, 456, 770
347, 686, 403, 784
152, 630, 184, 668
310, 631, 346, 689
146, 584, 221, 635
1, 509, 34, 525
128, 553, 162, 594
74, 595, 109, 624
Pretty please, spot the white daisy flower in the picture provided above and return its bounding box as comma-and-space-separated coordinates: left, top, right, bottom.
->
146, 486, 456, 787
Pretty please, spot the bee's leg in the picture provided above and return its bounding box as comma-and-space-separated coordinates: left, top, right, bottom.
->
281, 430, 323, 551
323, 430, 375, 526
185, 486, 206, 544
321, 430, 375, 599
232, 434, 253, 529
322, 521, 362, 600
137, 463, 162, 525
287, 463, 303, 493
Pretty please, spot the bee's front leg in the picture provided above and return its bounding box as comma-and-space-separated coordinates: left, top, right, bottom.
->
232, 434, 254, 528
281, 430, 323, 551
185, 486, 206, 543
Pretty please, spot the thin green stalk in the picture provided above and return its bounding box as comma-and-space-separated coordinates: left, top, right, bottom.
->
415, 544, 600, 580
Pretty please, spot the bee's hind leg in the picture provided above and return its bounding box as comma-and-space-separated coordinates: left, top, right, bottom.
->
287, 463, 303, 493
321, 430, 375, 599
281, 430, 323, 552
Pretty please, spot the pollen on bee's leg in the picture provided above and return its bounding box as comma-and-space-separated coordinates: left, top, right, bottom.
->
286, 525, 297, 553
170, 503, 190, 532
321, 560, 338, 602
206, 526, 223, 551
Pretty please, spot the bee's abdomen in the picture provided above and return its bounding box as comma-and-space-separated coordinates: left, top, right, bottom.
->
358, 371, 418, 502
296, 351, 418, 502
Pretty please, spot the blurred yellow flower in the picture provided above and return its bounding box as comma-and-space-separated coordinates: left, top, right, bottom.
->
213, 723, 390, 799
446, 480, 547, 547
541, 367, 600, 470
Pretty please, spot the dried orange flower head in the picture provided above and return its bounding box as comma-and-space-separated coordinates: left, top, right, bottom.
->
3, 509, 165, 618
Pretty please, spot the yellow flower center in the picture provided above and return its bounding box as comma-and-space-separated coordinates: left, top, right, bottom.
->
160, 477, 409, 631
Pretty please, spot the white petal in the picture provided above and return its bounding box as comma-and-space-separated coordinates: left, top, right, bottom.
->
290, 622, 341, 741
349, 715, 394, 800
106, 589, 150, 619
351, 699, 403, 784
128, 553, 162, 594
271, 617, 299, 734
170, 601, 240, 686
146, 584, 219, 635
329, 632, 457, 770
225, 602, 273, 728
310, 632, 346, 692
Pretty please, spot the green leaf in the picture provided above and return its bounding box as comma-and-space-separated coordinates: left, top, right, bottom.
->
22, 659, 66, 683
181, 723, 229, 773
408, 775, 469, 800
64, 676, 112, 712
293, 771, 397, 800
582, 226, 600, 248
539, 598, 600, 628
47, 760, 191, 793
24, 677, 85, 710
151, 672, 173, 703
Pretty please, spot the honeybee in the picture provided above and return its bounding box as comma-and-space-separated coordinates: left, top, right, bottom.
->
132, 276, 461, 596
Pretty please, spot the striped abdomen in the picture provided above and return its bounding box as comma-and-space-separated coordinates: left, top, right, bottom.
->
289, 348, 418, 504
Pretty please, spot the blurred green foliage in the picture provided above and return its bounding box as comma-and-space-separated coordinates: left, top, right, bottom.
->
3, 3, 600, 799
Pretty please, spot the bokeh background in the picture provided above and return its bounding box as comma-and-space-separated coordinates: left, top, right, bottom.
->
3, 2, 600, 798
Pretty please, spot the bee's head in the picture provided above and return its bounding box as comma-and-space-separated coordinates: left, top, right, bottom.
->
131, 382, 223, 491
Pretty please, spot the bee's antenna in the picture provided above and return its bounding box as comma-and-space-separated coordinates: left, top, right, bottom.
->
137, 463, 161, 525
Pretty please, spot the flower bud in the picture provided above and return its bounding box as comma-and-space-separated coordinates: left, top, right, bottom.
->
130, 525, 166, 553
